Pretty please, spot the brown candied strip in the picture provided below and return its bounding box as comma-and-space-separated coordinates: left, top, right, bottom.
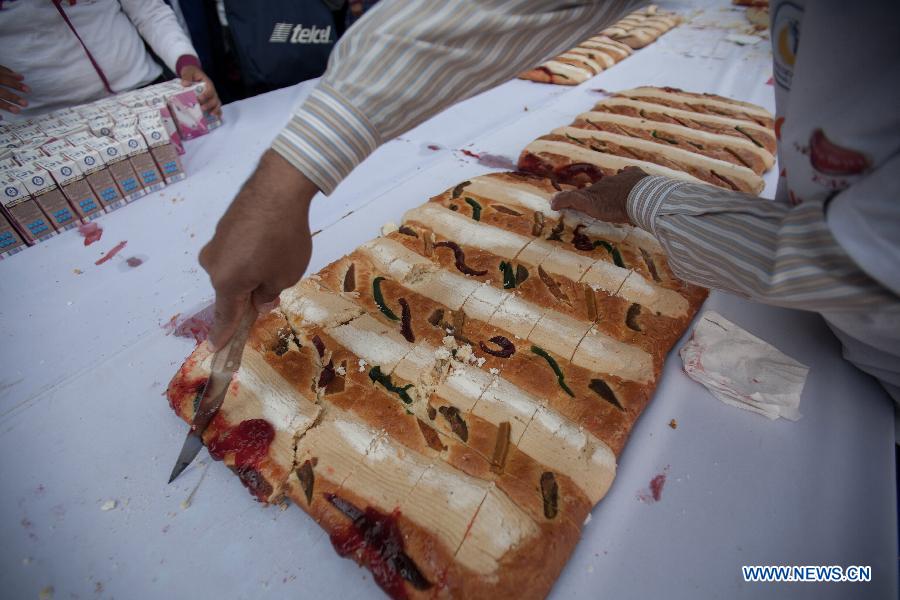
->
434, 240, 488, 276
398, 298, 415, 343
480, 335, 516, 358
490, 422, 511, 474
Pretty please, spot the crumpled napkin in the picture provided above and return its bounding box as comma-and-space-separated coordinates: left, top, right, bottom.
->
680, 311, 808, 420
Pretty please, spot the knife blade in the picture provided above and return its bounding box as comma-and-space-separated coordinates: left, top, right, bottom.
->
168, 305, 258, 484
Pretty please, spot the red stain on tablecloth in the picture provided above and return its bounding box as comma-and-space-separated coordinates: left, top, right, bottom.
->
78, 222, 103, 246
459, 148, 517, 170
649, 473, 667, 501
95, 240, 127, 265
637, 465, 670, 503
426, 144, 441, 151
125, 256, 143, 267
476, 153, 517, 170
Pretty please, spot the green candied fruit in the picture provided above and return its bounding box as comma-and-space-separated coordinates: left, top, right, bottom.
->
372, 276, 399, 321
464, 197, 482, 221
368, 366, 414, 404
531, 345, 575, 397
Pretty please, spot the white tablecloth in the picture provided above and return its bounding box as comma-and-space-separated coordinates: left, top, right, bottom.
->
1, 2, 895, 599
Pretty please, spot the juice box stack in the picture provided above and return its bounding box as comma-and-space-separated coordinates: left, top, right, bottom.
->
0, 80, 222, 259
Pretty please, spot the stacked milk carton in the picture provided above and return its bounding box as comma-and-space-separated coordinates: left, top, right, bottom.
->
0, 79, 222, 259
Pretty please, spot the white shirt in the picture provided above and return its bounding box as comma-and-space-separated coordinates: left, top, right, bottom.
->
0, 0, 196, 118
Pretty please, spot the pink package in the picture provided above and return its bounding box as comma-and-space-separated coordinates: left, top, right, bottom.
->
159, 107, 185, 155
188, 82, 223, 130
166, 90, 208, 140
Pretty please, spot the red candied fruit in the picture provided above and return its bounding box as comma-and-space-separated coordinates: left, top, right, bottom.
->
326, 494, 431, 600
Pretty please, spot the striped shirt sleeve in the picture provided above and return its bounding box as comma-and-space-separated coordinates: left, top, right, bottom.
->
627, 175, 897, 312
272, 0, 639, 195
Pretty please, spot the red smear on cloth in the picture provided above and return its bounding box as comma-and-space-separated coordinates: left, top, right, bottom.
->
460, 148, 517, 170
766, 77, 774, 85
162, 313, 181, 333
78, 222, 103, 246
94, 240, 127, 265
426, 144, 441, 151
476, 153, 517, 170
637, 466, 670, 503
650, 473, 667, 501
163, 303, 215, 344
126, 256, 143, 267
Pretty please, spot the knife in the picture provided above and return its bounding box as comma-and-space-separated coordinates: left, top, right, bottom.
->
167, 305, 258, 484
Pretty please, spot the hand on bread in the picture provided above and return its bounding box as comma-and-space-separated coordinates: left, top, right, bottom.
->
200, 150, 316, 350
550, 166, 648, 223
0, 64, 29, 114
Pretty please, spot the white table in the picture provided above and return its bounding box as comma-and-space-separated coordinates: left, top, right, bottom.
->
1, 2, 895, 599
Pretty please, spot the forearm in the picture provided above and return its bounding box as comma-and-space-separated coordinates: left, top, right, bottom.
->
273, 0, 640, 194
627, 176, 894, 312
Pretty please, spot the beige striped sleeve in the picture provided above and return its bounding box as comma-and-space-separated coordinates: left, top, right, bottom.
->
627, 176, 897, 311
272, 0, 639, 194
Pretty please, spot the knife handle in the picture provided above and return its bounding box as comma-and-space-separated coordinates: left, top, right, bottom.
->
210, 305, 258, 375
192, 306, 258, 430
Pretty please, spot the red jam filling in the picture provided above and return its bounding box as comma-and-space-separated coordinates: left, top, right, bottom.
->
325, 494, 431, 600
166, 375, 207, 415
555, 162, 604, 186
516, 152, 551, 177
208, 419, 274, 466
208, 419, 275, 501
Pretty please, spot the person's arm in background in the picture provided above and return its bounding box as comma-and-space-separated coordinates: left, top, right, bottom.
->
119, 0, 221, 116
201, 0, 642, 348
553, 164, 899, 313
